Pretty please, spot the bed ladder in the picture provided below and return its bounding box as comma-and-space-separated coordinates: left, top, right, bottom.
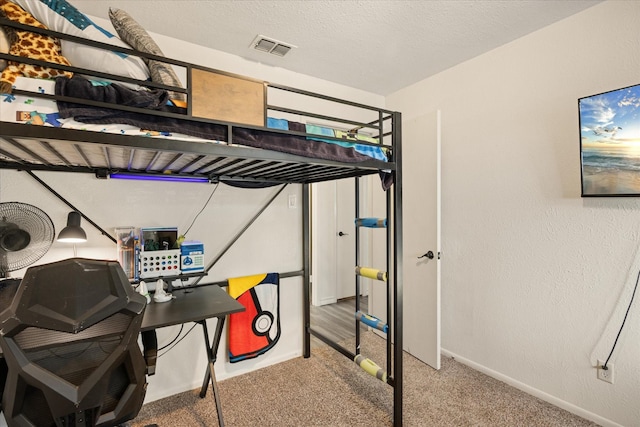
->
303, 110, 403, 425
353, 177, 392, 381
303, 175, 402, 425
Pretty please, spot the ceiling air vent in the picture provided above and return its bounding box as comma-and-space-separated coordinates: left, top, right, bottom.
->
251, 35, 296, 57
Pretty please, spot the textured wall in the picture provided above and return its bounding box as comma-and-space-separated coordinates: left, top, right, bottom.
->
386, 1, 640, 426
92, 3, 640, 424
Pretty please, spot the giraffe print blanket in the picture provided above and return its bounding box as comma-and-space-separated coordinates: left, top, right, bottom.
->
0, 0, 72, 94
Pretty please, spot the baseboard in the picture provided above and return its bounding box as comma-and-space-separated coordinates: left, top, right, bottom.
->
316, 296, 337, 306
441, 348, 621, 427
143, 349, 303, 404
216, 349, 303, 382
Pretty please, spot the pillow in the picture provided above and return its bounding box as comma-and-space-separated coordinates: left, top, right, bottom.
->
0, 27, 8, 70
108, 8, 185, 101
12, 0, 149, 81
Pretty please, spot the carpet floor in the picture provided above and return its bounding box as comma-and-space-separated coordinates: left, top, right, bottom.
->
129, 331, 598, 426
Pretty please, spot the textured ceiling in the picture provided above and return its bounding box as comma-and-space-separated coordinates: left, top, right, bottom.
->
74, 0, 601, 95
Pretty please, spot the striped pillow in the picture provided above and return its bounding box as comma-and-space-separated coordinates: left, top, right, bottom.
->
109, 7, 185, 101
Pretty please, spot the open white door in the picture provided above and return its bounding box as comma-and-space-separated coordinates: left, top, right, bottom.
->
314, 110, 440, 369
402, 110, 442, 369
369, 110, 441, 369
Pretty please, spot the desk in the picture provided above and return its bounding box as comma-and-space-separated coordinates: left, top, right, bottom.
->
141, 285, 244, 427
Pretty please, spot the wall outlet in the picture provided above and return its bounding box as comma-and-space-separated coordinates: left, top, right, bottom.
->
597, 359, 614, 384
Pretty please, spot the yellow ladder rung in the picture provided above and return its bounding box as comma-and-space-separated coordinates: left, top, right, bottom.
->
354, 354, 387, 382
355, 266, 387, 282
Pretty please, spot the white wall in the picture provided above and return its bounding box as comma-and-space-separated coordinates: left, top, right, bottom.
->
386, 1, 640, 426
0, 15, 384, 407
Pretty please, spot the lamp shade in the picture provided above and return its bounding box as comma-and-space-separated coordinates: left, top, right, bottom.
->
57, 211, 87, 243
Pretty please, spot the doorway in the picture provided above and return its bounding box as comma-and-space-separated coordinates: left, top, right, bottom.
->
311, 178, 371, 308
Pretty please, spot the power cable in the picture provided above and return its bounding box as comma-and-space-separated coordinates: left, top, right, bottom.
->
602, 267, 639, 370
158, 323, 199, 358
182, 182, 220, 237
158, 324, 185, 352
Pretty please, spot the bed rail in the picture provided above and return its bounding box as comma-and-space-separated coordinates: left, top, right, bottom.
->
0, 17, 398, 186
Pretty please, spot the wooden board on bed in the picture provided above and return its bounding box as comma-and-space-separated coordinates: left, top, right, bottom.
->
191, 68, 266, 127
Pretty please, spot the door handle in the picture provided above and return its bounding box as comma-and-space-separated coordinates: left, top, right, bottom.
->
338, 231, 349, 236
418, 251, 434, 260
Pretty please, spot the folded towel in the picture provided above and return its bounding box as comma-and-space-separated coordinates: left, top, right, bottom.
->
266, 117, 289, 130
306, 124, 388, 162
306, 123, 335, 140
228, 273, 280, 363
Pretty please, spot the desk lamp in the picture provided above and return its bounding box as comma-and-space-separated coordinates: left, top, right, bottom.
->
57, 211, 87, 243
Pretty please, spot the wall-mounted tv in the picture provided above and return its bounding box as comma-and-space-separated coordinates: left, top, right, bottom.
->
580, 83, 640, 197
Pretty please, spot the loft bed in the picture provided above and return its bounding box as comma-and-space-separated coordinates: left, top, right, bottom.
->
0, 1, 404, 425
0, 1, 394, 188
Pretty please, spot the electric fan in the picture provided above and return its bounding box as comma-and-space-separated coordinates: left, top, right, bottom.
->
0, 202, 55, 278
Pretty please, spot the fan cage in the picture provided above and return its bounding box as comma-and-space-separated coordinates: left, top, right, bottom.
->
0, 202, 55, 276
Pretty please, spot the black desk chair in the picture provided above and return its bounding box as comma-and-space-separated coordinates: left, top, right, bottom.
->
0, 258, 148, 427
0, 278, 21, 411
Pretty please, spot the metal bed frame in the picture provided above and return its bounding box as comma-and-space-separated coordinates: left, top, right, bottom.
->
0, 17, 405, 425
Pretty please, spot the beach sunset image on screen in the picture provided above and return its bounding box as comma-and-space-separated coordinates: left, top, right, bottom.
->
580, 83, 640, 196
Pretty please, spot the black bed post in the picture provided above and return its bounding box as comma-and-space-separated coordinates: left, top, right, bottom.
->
303, 183, 311, 358
392, 110, 403, 426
